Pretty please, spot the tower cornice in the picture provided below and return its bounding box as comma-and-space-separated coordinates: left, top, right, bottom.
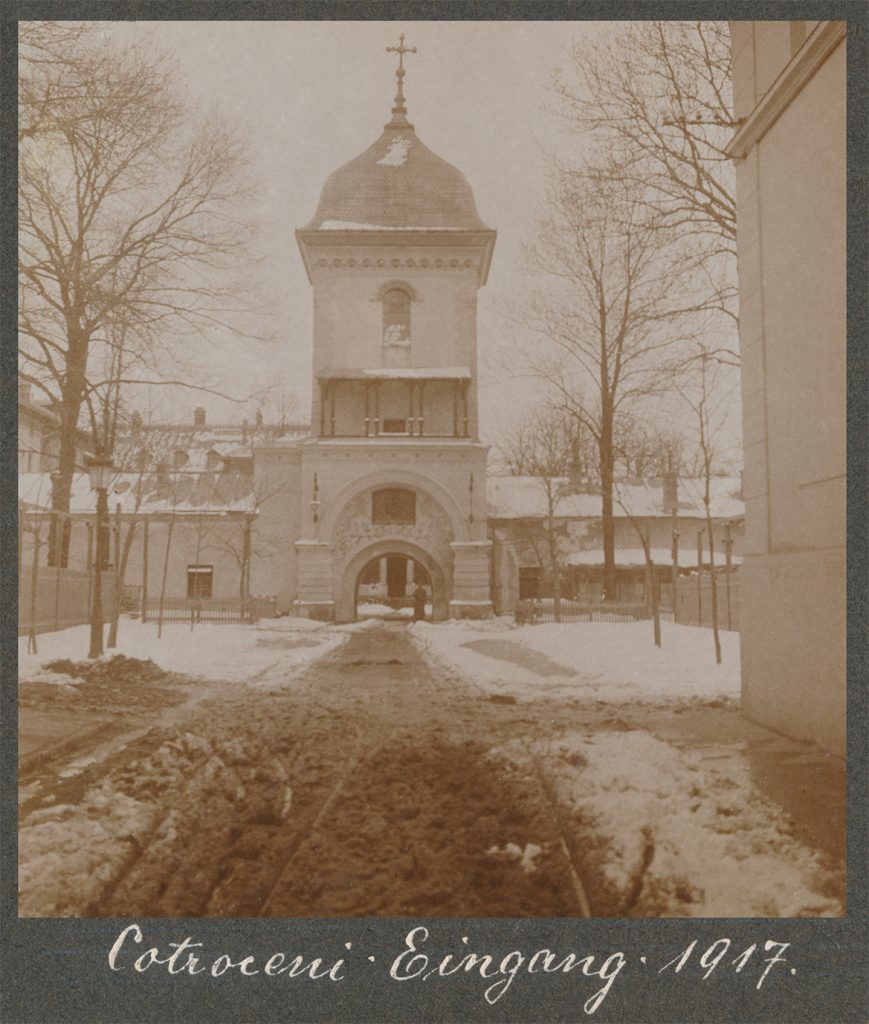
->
295, 228, 497, 287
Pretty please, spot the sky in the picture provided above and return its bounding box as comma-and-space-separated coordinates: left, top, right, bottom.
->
96, 19, 740, 463
101, 20, 606, 437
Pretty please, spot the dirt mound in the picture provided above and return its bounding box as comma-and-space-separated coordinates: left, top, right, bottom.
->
45, 655, 175, 686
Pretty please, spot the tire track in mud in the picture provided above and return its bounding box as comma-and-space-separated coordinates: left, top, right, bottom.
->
32, 625, 597, 918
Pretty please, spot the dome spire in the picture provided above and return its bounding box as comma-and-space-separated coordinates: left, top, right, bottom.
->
385, 32, 417, 129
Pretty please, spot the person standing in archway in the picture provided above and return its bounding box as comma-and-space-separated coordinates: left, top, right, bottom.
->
412, 583, 427, 621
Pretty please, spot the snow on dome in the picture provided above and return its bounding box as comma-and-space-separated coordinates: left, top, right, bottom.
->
377, 136, 412, 166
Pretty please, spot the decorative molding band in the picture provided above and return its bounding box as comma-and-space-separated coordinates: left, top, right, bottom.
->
314, 256, 478, 271
727, 21, 846, 160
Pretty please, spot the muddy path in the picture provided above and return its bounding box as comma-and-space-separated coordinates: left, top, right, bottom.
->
22, 626, 590, 918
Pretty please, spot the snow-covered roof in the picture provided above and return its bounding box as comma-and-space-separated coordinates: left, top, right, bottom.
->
487, 475, 744, 521
365, 367, 470, 380
19, 471, 255, 516
566, 547, 742, 568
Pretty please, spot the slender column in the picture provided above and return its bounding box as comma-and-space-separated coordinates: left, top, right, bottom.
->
373, 381, 380, 436
462, 380, 469, 437
452, 381, 459, 437
418, 381, 425, 437
329, 381, 337, 437
408, 381, 415, 435
319, 381, 327, 437
363, 382, 370, 437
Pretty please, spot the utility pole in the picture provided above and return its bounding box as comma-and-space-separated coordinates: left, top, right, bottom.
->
724, 521, 733, 631
671, 506, 679, 623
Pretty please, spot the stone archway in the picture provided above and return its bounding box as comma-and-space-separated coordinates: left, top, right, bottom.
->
336, 539, 449, 623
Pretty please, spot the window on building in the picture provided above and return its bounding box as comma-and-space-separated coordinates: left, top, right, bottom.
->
382, 287, 411, 346
381, 417, 408, 434
518, 567, 541, 600
187, 565, 213, 599
372, 488, 416, 525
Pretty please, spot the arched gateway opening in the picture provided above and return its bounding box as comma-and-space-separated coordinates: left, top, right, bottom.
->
355, 554, 432, 621
336, 540, 449, 623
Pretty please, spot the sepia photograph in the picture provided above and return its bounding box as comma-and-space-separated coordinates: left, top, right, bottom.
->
16, 18, 847, 922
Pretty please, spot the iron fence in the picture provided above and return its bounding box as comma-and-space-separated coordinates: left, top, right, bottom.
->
517, 599, 652, 624
18, 566, 115, 636
140, 595, 277, 625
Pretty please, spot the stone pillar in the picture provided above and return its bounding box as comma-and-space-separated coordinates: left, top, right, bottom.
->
293, 540, 335, 620
449, 540, 493, 619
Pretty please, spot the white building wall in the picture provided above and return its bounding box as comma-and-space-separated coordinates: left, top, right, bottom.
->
729, 21, 846, 754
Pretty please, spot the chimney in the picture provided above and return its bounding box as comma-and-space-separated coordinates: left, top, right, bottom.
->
662, 471, 678, 512
567, 460, 584, 493
194, 406, 206, 428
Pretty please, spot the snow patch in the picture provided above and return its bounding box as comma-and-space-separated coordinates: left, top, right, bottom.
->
411, 619, 740, 704
537, 730, 841, 917
377, 136, 412, 166
18, 617, 345, 686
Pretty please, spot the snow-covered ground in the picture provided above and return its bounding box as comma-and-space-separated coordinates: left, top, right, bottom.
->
412, 617, 841, 917
412, 617, 739, 704
527, 730, 840, 917
18, 616, 345, 687
357, 602, 433, 618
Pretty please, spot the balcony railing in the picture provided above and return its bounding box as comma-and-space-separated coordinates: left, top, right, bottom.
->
317, 370, 472, 439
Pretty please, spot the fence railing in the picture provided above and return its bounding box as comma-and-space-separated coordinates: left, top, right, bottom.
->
142, 596, 248, 624
517, 598, 652, 624
141, 595, 277, 625
675, 574, 739, 631
18, 566, 115, 637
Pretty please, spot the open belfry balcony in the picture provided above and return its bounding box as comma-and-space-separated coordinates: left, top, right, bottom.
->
316, 367, 472, 439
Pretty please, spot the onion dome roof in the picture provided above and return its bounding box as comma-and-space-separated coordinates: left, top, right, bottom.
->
304, 38, 491, 233
304, 123, 490, 232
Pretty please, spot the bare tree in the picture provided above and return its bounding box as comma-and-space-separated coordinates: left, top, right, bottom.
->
613, 416, 689, 480
207, 469, 290, 607
679, 346, 737, 663
500, 399, 596, 481
613, 485, 663, 648
18, 21, 94, 142
517, 163, 704, 600
554, 23, 736, 247
18, 22, 257, 567
552, 21, 739, 369
499, 404, 582, 621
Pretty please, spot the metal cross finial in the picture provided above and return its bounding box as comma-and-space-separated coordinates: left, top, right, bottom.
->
386, 33, 417, 122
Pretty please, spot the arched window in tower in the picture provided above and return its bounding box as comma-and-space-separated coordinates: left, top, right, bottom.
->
382, 287, 411, 346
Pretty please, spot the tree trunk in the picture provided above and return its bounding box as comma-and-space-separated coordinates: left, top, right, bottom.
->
157, 516, 175, 640
643, 527, 661, 648
88, 487, 109, 658
48, 348, 88, 567
706, 513, 722, 664
600, 456, 617, 601
107, 516, 138, 648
